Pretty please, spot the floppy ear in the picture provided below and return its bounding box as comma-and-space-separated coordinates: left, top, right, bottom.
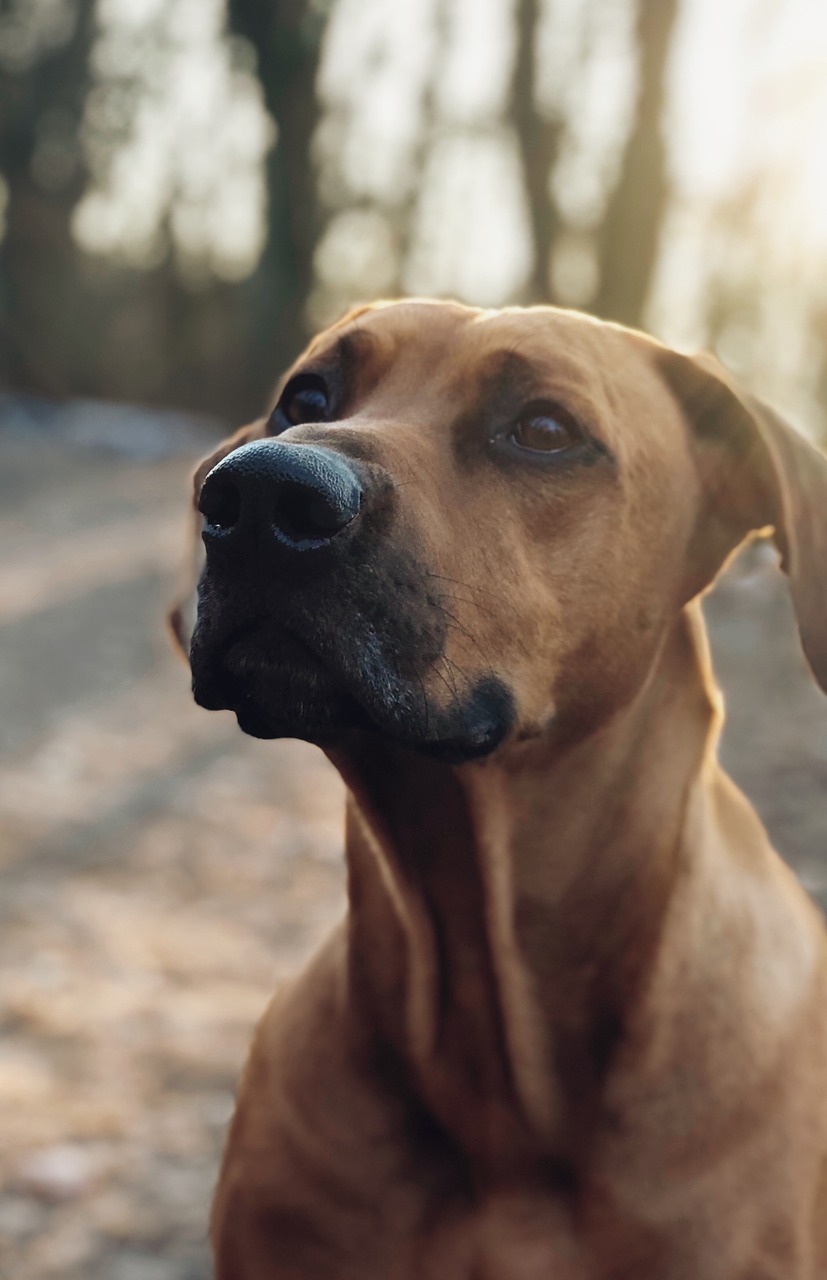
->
658, 349, 827, 692
168, 419, 267, 658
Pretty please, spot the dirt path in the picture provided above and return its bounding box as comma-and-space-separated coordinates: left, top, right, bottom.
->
1, 406, 825, 1279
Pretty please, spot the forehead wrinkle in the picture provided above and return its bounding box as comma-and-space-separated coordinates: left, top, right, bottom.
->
343, 299, 479, 355
306, 305, 627, 426
467, 312, 607, 399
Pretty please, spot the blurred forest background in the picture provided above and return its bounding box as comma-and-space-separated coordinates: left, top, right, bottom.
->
3, 0, 827, 435
4, 2, 827, 1278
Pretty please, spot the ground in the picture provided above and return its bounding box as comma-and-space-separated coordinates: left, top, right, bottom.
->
1, 401, 825, 1279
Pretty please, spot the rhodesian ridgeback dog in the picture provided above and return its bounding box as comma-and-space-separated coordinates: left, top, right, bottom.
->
174, 300, 827, 1278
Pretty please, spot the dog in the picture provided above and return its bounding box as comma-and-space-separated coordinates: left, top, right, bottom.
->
172, 299, 827, 1278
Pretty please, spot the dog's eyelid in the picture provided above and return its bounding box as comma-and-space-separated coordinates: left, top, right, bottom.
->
282, 370, 330, 402
489, 393, 612, 466
515, 397, 581, 430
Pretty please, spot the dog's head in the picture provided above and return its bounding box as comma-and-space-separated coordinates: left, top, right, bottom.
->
173, 300, 827, 762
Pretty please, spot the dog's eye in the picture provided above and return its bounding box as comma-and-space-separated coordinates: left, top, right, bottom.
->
272, 374, 330, 430
510, 404, 582, 454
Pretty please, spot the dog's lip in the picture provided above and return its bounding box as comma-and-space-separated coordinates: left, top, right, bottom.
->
191, 612, 320, 701
201, 612, 373, 716
192, 610, 379, 739
219, 615, 317, 672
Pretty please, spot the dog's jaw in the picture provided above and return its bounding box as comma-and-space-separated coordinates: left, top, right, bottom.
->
190, 585, 516, 761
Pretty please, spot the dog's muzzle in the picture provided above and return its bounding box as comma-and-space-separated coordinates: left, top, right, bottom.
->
190, 437, 513, 759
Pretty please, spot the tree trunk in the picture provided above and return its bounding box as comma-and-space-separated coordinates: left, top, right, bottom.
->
510, 0, 565, 304
590, 0, 679, 328
227, 0, 325, 410
0, 0, 97, 395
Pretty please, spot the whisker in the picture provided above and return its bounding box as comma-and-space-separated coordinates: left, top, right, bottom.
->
432, 604, 483, 651
433, 592, 499, 622
441, 654, 467, 698
431, 663, 458, 705
426, 571, 499, 601
415, 670, 431, 737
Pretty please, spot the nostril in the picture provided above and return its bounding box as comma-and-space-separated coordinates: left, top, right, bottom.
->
273, 481, 359, 543
200, 477, 241, 530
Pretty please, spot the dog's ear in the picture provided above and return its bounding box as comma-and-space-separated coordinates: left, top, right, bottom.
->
658, 349, 827, 692
168, 420, 267, 658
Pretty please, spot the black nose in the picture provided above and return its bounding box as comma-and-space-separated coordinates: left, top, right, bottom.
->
199, 440, 363, 551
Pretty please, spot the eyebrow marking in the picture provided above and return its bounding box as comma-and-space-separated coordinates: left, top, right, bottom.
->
330, 326, 383, 412
475, 349, 546, 418
499, 349, 538, 389
278, 327, 379, 421
453, 346, 617, 470
332, 325, 377, 370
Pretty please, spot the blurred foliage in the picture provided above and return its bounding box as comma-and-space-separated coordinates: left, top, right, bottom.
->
0, 0, 825, 434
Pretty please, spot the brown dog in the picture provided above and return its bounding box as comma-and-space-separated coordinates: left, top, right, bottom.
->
176, 300, 827, 1279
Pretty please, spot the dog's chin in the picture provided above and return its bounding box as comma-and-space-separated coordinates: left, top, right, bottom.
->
191, 623, 367, 743
191, 618, 515, 762
232, 697, 365, 745
207, 673, 368, 744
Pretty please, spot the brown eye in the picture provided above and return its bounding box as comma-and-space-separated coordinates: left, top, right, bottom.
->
510, 404, 581, 454
272, 374, 330, 430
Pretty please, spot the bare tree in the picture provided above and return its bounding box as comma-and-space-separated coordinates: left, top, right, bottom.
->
590, 0, 679, 327
509, 0, 565, 304
227, 0, 326, 402
0, 0, 97, 395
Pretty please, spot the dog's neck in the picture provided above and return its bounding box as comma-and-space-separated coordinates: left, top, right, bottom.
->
329, 601, 722, 1169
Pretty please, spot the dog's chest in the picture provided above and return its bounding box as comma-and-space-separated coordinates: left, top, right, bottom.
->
413, 1178, 823, 1280
415, 1189, 589, 1280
